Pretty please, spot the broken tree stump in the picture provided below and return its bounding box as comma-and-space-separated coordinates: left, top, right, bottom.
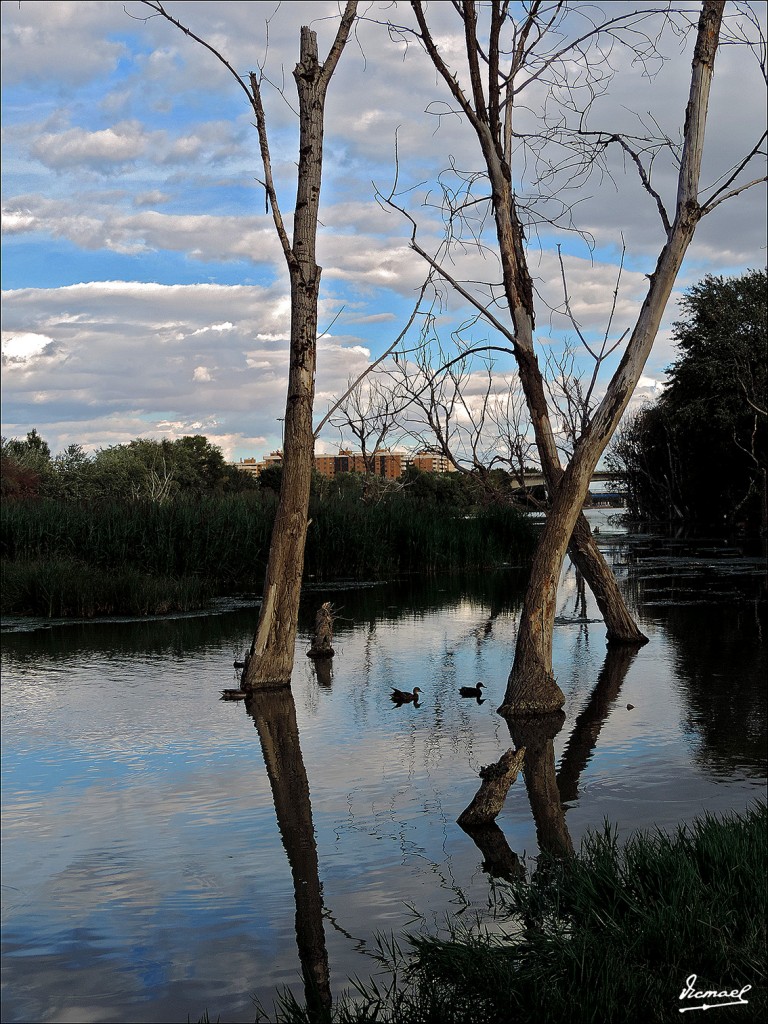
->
308, 602, 335, 658
457, 746, 526, 828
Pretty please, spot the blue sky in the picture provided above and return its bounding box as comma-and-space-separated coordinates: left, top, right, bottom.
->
2, 1, 766, 463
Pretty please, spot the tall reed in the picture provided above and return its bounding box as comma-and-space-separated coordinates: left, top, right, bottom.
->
2, 492, 534, 616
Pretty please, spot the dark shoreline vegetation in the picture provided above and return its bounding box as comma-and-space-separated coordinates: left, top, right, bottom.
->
250, 804, 767, 1024
0, 487, 535, 618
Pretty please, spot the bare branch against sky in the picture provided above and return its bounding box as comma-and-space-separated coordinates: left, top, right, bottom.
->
1, 1, 765, 459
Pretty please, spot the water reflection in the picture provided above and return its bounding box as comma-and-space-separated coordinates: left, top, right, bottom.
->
311, 655, 334, 689
617, 535, 767, 777
458, 821, 525, 883
1, 534, 765, 1023
557, 645, 639, 803
508, 711, 574, 859
463, 643, 640, 873
245, 689, 332, 1016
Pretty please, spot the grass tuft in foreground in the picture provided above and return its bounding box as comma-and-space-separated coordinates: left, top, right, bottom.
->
259, 804, 766, 1024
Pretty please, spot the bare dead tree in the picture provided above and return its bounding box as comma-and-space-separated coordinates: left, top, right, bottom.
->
138, 1, 359, 689
379, 153, 650, 650
485, 380, 540, 488
543, 244, 630, 460
386, 336, 539, 495
328, 374, 404, 474
380, 1, 765, 714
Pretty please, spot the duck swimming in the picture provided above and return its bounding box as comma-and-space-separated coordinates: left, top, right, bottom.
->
459, 682, 485, 698
390, 687, 422, 703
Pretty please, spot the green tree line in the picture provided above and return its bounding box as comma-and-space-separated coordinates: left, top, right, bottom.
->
608, 270, 767, 534
1, 432, 257, 502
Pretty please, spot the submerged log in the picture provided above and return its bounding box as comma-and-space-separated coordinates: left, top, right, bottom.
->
308, 601, 335, 658
457, 746, 526, 828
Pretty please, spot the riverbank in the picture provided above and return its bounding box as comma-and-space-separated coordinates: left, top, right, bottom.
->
263, 803, 766, 1024
0, 492, 535, 617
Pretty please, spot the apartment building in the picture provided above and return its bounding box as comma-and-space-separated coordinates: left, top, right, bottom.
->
314, 449, 405, 479
232, 448, 451, 480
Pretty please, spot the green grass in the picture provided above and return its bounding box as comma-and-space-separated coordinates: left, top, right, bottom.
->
261, 804, 766, 1023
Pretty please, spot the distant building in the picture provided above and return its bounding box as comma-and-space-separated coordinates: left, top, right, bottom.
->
229, 450, 283, 478
231, 447, 452, 481
314, 449, 405, 479
230, 457, 261, 478
407, 451, 452, 474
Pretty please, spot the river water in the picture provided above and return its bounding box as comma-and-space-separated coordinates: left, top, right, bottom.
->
1, 511, 766, 1022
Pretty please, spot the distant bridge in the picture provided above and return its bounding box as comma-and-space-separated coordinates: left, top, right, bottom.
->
511, 471, 623, 507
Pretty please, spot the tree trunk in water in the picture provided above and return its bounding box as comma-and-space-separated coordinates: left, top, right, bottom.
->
243, 280, 318, 690
410, 1, 648, 648
500, 1, 722, 714
136, 5, 358, 690
487, 151, 647, 647
308, 602, 335, 658
243, 28, 329, 690
568, 514, 647, 645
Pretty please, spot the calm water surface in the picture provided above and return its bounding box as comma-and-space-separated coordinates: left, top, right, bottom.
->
2, 512, 766, 1022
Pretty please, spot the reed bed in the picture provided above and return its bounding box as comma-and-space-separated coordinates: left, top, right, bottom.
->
1, 492, 534, 616
1, 558, 214, 618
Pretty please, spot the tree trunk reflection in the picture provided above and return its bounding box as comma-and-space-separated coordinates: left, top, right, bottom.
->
557, 645, 639, 803
245, 689, 331, 1015
507, 710, 575, 858
465, 644, 639, 872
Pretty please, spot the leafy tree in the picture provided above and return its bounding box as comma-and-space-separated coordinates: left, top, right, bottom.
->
608, 270, 767, 532
258, 465, 284, 495
1, 431, 53, 498
51, 443, 94, 501
2, 429, 52, 473
167, 435, 228, 491
0, 432, 255, 503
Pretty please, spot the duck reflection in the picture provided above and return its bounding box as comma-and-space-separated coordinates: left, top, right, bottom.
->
245, 688, 331, 1016
460, 644, 638, 873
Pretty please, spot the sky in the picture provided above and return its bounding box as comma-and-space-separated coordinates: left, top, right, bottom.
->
2, 0, 766, 463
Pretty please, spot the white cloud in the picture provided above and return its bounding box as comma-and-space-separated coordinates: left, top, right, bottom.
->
2, 330, 56, 363
1, 1, 765, 460
1, 2, 128, 87
2, 209, 37, 234
134, 190, 171, 207
31, 122, 148, 169
0, 281, 374, 457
